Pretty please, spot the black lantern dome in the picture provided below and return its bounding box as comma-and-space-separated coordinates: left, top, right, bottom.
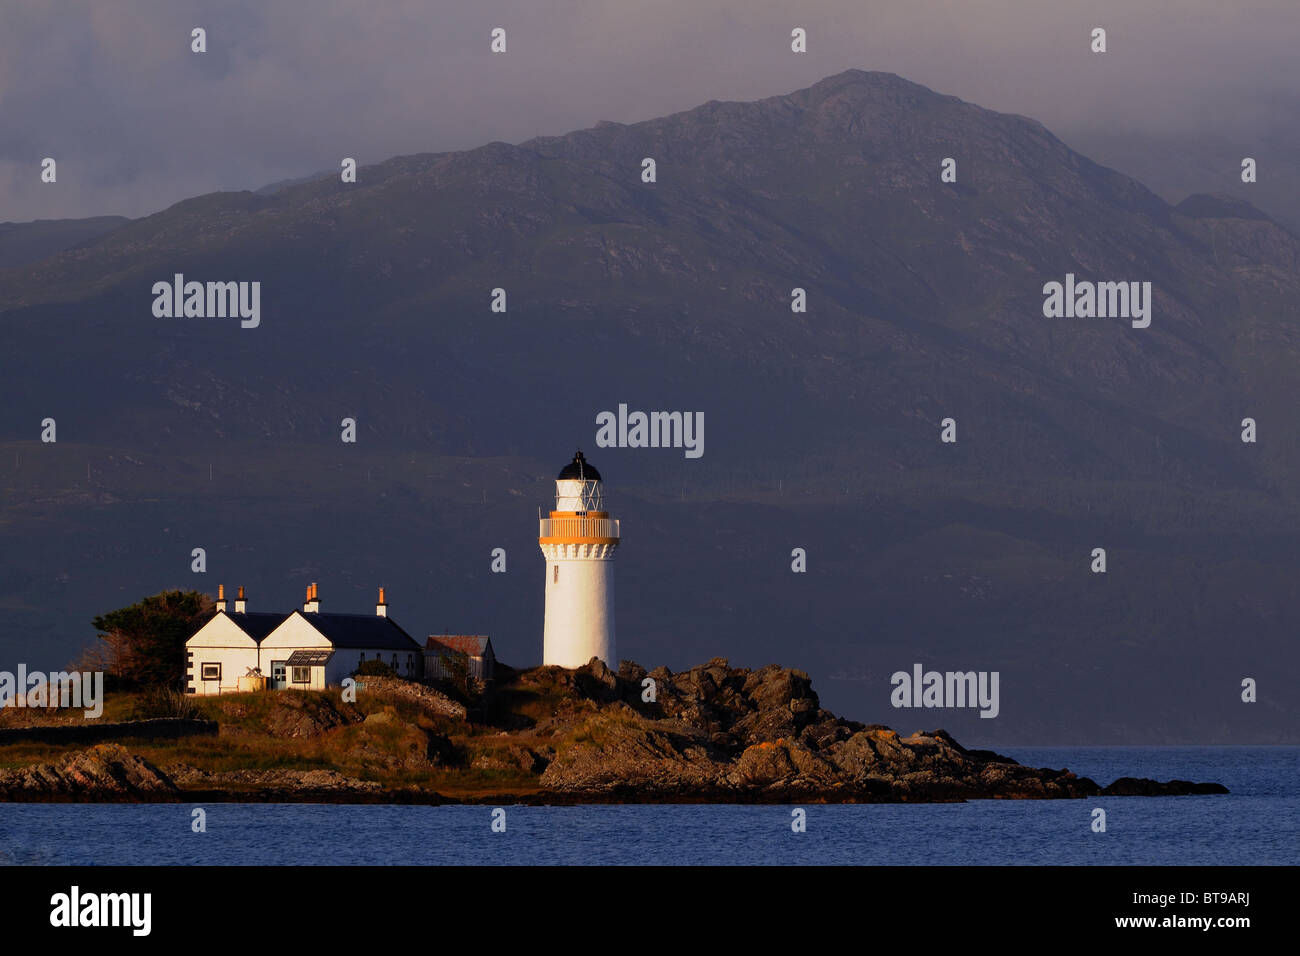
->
557, 450, 601, 482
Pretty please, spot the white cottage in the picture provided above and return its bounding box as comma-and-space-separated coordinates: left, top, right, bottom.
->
185, 584, 422, 695
186, 586, 284, 696
259, 585, 423, 689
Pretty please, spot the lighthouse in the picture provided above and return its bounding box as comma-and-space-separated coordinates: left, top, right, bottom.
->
540, 450, 620, 668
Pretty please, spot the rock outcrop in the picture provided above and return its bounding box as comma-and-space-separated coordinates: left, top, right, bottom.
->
168, 764, 384, 795
351, 677, 467, 720
534, 659, 1229, 802
0, 744, 177, 800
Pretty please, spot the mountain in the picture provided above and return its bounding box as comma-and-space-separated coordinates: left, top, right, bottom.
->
0, 216, 131, 270
2, 70, 1297, 744
1066, 126, 1300, 237
253, 171, 333, 196
1175, 192, 1279, 224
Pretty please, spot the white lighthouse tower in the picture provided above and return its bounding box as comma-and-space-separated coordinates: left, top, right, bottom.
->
540, 450, 620, 668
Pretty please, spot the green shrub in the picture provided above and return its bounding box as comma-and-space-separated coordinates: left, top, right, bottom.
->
355, 658, 397, 678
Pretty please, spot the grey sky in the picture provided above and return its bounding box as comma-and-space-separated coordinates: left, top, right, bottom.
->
2, 0, 1296, 223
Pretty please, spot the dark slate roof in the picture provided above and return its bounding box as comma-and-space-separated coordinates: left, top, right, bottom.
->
557, 449, 601, 482
296, 611, 421, 650
225, 612, 287, 643
426, 635, 493, 657
286, 648, 334, 666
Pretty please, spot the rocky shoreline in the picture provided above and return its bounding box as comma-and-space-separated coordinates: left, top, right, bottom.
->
0, 659, 1228, 803
527, 659, 1228, 802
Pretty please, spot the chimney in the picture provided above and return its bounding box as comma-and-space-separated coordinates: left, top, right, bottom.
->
234, 585, 246, 614
304, 582, 320, 614
376, 586, 388, 617
216, 584, 227, 613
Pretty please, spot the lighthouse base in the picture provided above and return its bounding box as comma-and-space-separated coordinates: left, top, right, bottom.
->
542, 557, 616, 669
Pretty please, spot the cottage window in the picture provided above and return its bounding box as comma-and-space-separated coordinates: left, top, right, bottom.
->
201, 663, 221, 681
291, 666, 311, 684
553, 565, 559, 584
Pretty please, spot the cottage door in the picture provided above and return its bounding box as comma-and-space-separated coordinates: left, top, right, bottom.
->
270, 660, 287, 690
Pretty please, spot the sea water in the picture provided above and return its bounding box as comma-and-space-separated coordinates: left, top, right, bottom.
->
0, 747, 1294, 865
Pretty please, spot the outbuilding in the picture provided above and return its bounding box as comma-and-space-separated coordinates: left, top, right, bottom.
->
425, 635, 496, 683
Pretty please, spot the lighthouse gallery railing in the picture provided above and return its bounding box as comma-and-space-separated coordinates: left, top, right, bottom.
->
538, 516, 621, 541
